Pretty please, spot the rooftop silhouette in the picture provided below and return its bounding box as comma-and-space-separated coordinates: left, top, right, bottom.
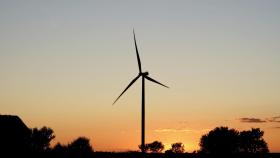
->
0, 115, 31, 155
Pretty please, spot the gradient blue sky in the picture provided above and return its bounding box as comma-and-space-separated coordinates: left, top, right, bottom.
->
1, 0, 280, 152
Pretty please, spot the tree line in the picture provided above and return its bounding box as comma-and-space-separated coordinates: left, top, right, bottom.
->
0, 115, 270, 157
3, 126, 268, 156
138, 127, 268, 155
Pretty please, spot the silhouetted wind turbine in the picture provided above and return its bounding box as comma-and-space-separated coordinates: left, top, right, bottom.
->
113, 30, 169, 153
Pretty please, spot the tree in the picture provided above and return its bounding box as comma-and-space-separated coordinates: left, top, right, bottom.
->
52, 143, 68, 156
30, 126, 55, 153
68, 137, 94, 157
171, 142, 185, 153
165, 149, 173, 154
138, 144, 149, 153
147, 141, 164, 153
199, 126, 269, 155
239, 128, 269, 153
199, 126, 239, 154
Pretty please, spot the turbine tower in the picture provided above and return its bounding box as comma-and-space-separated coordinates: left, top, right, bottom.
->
113, 30, 169, 153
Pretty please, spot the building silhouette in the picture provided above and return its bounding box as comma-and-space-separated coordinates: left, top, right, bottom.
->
0, 115, 31, 155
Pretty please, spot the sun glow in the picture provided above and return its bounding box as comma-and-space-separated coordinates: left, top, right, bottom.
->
163, 141, 198, 153
0, 0, 280, 153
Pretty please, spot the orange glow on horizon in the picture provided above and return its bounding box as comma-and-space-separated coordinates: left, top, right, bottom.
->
1, 0, 280, 153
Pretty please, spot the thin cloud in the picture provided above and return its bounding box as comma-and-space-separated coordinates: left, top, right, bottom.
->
154, 128, 210, 133
239, 117, 266, 123
267, 116, 280, 123
178, 121, 188, 124
154, 128, 192, 133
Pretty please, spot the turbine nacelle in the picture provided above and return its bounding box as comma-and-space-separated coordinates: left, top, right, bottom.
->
140, 72, 149, 76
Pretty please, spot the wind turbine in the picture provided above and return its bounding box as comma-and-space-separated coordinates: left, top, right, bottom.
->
113, 30, 169, 153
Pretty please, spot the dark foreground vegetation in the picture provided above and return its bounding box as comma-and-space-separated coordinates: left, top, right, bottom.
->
0, 115, 278, 158
93, 152, 280, 158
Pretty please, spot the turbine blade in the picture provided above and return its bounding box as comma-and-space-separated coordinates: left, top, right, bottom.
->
145, 76, 169, 88
133, 30, 142, 73
113, 75, 141, 105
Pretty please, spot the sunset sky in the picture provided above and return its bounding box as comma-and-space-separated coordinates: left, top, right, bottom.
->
0, 0, 280, 152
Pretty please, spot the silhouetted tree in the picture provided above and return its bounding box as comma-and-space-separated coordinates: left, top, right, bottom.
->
200, 126, 269, 155
199, 126, 239, 154
52, 143, 68, 157
30, 126, 55, 153
53, 142, 65, 151
138, 144, 149, 153
165, 149, 173, 154
147, 141, 164, 153
171, 142, 185, 153
239, 128, 269, 153
68, 137, 94, 157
